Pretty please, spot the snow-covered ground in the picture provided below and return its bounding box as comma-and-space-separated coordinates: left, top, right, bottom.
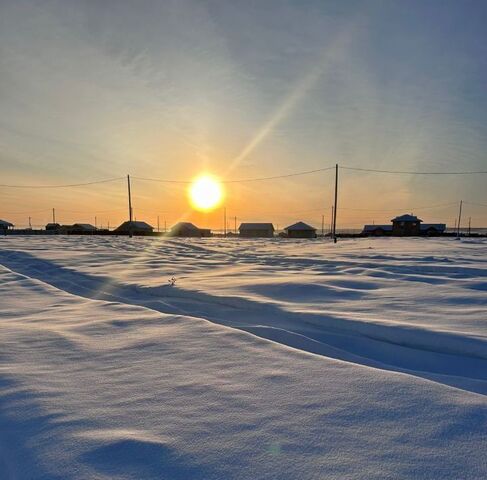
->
0, 236, 485, 479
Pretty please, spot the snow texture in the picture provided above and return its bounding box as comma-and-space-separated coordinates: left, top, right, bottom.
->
0, 236, 486, 479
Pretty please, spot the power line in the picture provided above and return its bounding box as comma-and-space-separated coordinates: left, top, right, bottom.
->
464, 201, 487, 208
341, 166, 487, 175
0, 177, 125, 188
56, 207, 127, 214
0, 208, 52, 215
132, 166, 336, 185
1, 163, 487, 189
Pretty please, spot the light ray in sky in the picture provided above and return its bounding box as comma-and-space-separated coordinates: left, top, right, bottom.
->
225, 21, 360, 177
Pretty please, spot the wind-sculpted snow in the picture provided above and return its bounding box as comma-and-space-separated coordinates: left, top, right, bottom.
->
0, 237, 486, 479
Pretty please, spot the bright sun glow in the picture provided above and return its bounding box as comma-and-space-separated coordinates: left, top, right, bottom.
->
188, 175, 224, 212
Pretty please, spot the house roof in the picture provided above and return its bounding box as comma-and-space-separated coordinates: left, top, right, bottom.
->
362, 225, 393, 232
0, 220, 13, 227
391, 214, 422, 223
285, 221, 316, 231
115, 221, 153, 231
171, 222, 200, 231
72, 223, 97, 231
239, 223, 274, 231
420, 223, 446, 232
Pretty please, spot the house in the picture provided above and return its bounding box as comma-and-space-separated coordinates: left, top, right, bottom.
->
362, 214, 446, 236
391, 214, 422, 236
362, 225, 393, 236
0, 220, 13, 235
284, 221, 317, 238
114, 221, 154, 235
45, 223, 61, 231
239, 223, 275, 238
199, 228, 212, 237
418, 223, 446, 235
66, 223, 97, 234
169, 222, 210, 237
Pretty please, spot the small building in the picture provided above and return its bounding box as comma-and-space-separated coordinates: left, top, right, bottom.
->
362, 214, 446, 237
45, 223, 61, 231
391, 214, 422, 236
419, 223, 446, 236
284, 221, 317, 238
114, 221, 154, 235
169, 222, 210, 237
0, 220, 14, 235
66, 223, 97, 234
239, 223, 274, 238
362, 225, 393, 236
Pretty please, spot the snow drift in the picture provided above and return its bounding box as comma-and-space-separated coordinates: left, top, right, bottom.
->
0, 236, 485, 479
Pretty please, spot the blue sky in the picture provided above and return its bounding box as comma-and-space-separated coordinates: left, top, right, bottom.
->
0, 0, 486, 228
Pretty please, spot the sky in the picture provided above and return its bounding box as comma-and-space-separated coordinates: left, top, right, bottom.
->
1, 0, 486, 230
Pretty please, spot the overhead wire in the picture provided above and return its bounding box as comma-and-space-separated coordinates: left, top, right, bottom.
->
1, 164, 486, 188
0, 177, 125, 188
132, 166, 336, 184
341, 166, 487, 175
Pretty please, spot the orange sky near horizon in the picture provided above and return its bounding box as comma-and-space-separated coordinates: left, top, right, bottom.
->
1, 168, 483, 231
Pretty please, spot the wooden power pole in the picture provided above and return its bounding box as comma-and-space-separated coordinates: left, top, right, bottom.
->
332, 164, 338, 243
127, 174, 133, 238
456, 200, 463, 237
223, 207, 227, 236
127, 175, 133, 223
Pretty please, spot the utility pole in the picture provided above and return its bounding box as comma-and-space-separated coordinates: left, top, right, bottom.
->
127, 175, 133, 222
28, 217, 32, 229
108, 220, 110, 231
223, 207, 227, 237
52, 208, 56, 224
95, 216, 97, 229
468, 217, 471, 236
332, 164, 338, 243
157, 216, 160, 233
330, 205, 334, 236
321, 214, 324, 237
234, 216, 237, 234
164, 220, 167, 233
456, 200, 463, 237
127, 174, 133, 238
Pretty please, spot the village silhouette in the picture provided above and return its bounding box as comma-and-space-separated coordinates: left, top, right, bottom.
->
1, 169, 485, 238
2, 213, 483, 238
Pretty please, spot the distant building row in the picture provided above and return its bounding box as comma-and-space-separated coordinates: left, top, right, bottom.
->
362, 214, 446, 236
1, 215, 448, 237
0, 219, 318, 238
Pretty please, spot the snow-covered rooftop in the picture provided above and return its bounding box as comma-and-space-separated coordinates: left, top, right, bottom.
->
392, 214, 423, 222
171, 222, 200, 231
115, 221, 153, 231
420, 223, 446, 232
362, 224, 393, 232
72, 223, 97, 231
284, 221, 316, 231
239, 223, 274, 230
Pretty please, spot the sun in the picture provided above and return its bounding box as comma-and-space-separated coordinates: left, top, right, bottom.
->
188, 174, 224, 212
